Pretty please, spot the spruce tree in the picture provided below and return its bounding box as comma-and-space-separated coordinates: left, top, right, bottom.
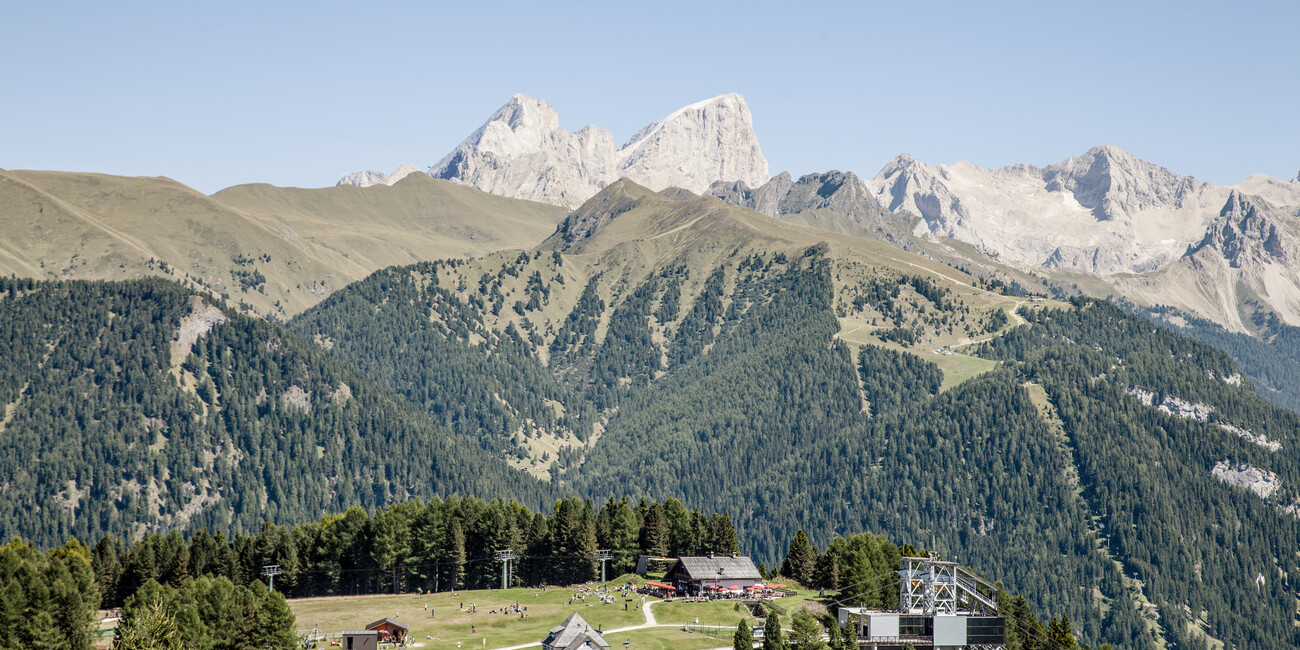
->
711, 512, 740, 556
114, 599, 184, 650
254, 584, 298, 650
762, 611, 787, 650
734, 618, 755, 650
789, 609, 828, 650
448, 520, 467, 590
781, 530, 817, 587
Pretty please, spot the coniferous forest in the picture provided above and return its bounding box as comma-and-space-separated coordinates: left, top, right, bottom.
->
2, 234, 1299, 648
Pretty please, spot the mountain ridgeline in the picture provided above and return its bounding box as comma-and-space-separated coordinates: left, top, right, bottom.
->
3, 166, 1300, 649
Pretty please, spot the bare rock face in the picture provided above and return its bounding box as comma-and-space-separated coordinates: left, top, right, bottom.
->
427, 93, 769, 208
1041, 145, 1201, 222
709, 170, 917, 247
1189, 191, 1289, 268
864, 146, 1225, 274
337, 163, 424, 188
429, 95, 617, 208
337, 169, 390, 188
865, 146, 1300, 278
708, 172, 792, 218
710, 171, 890, 222
616, 93, 769, 198
1211, 460, 1281, 498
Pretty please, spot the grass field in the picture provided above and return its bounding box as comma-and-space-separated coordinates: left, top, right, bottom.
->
288, 583, 816, 649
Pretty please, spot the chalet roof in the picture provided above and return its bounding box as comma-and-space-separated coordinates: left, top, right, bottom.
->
543, 612, 610, 650
671, 556, 762, 581
365, 617, 409, 631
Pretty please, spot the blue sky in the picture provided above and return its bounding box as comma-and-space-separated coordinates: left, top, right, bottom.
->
3, 1, 1296, 193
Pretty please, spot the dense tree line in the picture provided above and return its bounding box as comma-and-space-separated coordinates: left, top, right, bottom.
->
0, 277, 547, 547
978, 300, 1300, 648
857, 344, 943, 415
3, 496, 744, 648
0, 538, 99, 649
1130, 302, 1300, 412
113, 576, 296, 650
589, 279, 663, 408
89, 495, 740, 606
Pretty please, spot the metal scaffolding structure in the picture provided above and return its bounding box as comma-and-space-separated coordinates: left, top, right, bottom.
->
899, 555, 999, 616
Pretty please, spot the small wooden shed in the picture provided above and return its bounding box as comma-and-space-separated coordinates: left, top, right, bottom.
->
341, 630, 378, 650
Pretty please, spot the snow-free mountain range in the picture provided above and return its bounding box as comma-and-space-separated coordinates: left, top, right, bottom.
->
7, 91, 1300, 649
342, 93, 1300, 334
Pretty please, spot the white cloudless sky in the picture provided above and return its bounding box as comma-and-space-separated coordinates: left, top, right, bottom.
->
2, 0, 1296, 193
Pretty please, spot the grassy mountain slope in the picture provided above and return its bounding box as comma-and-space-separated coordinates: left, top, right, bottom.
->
290, 181, 1150, 644
212, 173, 565, 278
0, 276, 547, 547
0, 169, 565, 318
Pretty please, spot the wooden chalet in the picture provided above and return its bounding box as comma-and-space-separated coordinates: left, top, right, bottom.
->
364, 617, 409, 643
664, 555, 762, 595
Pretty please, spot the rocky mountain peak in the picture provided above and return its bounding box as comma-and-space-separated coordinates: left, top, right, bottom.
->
1041, 145, 1200, 222
876, 153, 921, 179
492, 94, 561, 127
707, 172, 791, 218
1189, 190, 1289, 267
337, 170, 389, 188
867, 154, 967, 225
617, 93, 768, 196
337, 163, 424, 188
420, 93, 767, 209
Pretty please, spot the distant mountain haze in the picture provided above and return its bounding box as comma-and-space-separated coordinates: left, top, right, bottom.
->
339, 93, 771, 208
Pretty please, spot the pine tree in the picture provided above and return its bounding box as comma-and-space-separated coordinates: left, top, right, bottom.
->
789, 609, 828, 650
91, 536, 121, 607
710, 512, 740, 556
640, 501, 669, 558
734, 618, 755, 650
762, 611, 787, 650
825, 616, 842, 650
114, 599, 184, 650
611, 500, 640, 575
448, 519, 467, 590
577, 508, 599, 582
1047, 615, 1078, 649
254, 584, 298, 649
781, 530, 817, 587
663, 498, 694, 556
